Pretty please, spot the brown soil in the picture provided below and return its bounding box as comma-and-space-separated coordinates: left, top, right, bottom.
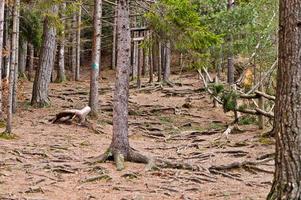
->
0, 68, 274, 200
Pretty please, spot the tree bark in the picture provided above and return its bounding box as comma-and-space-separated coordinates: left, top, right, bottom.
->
0, 0, 4, 120
89, 0, 102, 117
56, 2, 66, 83
110, 0, 131, 160
6, 0, 19, 133
267, 0, 301, 199
3, 4, 10, 81
28, 43, 34, 81
227, 0, 234, 85
111, 4, 117, 70
163, 41, 171, 82
19, 40, 28, 78
71, 13, 77, 80
75, 4, 81, 81
31, 5, 58, 107
12, 0, 20, 113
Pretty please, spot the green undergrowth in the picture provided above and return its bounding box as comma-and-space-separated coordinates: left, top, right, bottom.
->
0, 132, 17, 140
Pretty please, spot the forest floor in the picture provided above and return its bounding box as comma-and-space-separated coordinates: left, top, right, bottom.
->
0, 68, 274, 200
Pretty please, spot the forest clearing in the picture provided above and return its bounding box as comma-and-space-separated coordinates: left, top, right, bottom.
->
0, 0, 300, 199
0, 68, 274, 199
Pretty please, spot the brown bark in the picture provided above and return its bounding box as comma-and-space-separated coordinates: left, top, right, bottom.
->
163, 41, 171, 82
89, 0, 102, 117
31, 5, 58, 107
0, 0, 4, 120
76, 4, 81, 81
19, 40, 28, 78
111, 4, 117, 69
227, 0, 234, 85
12, 0, 19, 113
267, 0, 301, 199
110, 0, 131, 158
6, 0, 19, 133
56, 2, 66, 83
28, 43, 34, 81
71, 13, 77, 80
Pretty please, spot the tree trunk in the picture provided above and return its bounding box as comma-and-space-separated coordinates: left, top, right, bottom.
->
56, 2, 66, 83
3, 4, 10, 80
19, 40, 28, 78
31, 5, 58, 107
111, 5, 117, 69
12, 0, 20, 113
157, 41, 162, 82
149, 35, 153, 83
0, 0, 4, 120
227, 0, 234, 85
137, 41, 142, 88
6, 0, 19, 133
110, 0, 131, 160
89, 0, 102, 117
28, 43, 34, 81
132, 40, 138, 79
75, 4, 81, 81
267, 1, 301, 199
71, 13, 77, 80
163, 41, 171, 82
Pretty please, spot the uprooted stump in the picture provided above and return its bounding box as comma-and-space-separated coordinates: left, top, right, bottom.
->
50, 106, 91, 124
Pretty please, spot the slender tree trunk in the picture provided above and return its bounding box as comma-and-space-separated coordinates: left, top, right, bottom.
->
157, 41, 162, 82
3, 4, 10, 81
137, 41, 142, 88
12, 0, 20, 113
227, 0, 234, 85
6, 0, 19, 133
56, 3, 66, 83
28, 43, 34, 81
149, 35, 153, 83
31, 5, 58, 107
0, 0, 4, 120
75, 4, 81, 81
132, 40, 138, 79
89, 0, 102, 117
111, 4, 117, 69
267, 0, 301, 199
71, 13, 77, 80
19, 40, 28, 78
163, 41, 171, 82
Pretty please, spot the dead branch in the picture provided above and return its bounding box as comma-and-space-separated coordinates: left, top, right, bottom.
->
50, 106, 91, 124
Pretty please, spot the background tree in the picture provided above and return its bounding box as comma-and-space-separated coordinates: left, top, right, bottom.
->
31, 4, 59, 107
89, 0, 102, 117
0, 0, 4, 120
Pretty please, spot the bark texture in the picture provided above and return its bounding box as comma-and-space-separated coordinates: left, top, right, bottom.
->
89, 0, 102, 116
163, 41, 171, 81
31, 5, 58, 107
19, 40, 28, 78
56, 3, 66, 83
0, 0, 4, 119
110, 0, 131, 158
76, 5, 81, 81
28, 43, 34, 81
6, 0, 19, 133
267, 0, 301, 199
227, 0, 234, 85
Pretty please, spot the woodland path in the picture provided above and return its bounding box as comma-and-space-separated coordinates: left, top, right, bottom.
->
0, 69, 274, 200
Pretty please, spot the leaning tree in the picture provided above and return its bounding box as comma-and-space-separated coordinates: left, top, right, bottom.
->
267, 0, 301, 199
31, 4, 58, 107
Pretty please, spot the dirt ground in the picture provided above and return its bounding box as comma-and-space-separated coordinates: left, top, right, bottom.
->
0, 68, 274, 200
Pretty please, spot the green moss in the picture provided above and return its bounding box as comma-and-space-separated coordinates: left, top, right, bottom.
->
0, 132, 17, 140
258, 137, 274, 145
208, 122, 224, 130
238, 115, 257, 125
0, 120, 6, 128
159, 116, 173, 124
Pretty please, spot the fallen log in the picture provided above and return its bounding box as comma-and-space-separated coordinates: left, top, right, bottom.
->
50, 106, 91, 124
